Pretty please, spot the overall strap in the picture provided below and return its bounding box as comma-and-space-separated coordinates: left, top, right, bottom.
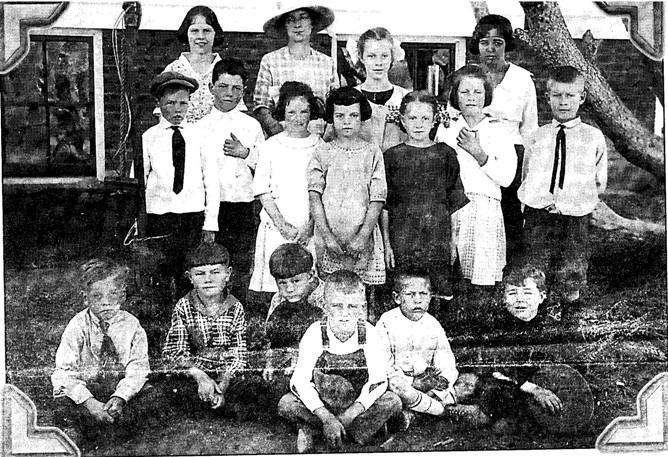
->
320, 319, 330, 349
357, 320, 366, 346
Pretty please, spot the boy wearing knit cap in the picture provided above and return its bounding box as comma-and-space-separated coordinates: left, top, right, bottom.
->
263, 244, 324, 392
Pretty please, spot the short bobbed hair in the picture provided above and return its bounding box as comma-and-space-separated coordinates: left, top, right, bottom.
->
469, 14, 515, 55
177, 6, 225, 48
357, 27, 395, 64
399, 90, 438, 116
273, 81, 322, 122
449, 65, 494, 111
324, 87, 372, 124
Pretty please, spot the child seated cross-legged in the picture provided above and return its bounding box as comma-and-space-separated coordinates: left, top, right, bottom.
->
162, 242, 263, 416
375, 270, 459, 427
52, 258, 158, 444
262, 243, 325, 401
278, 270, 402, 453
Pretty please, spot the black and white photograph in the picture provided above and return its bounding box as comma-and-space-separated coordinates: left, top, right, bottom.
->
1, 1, 666, 455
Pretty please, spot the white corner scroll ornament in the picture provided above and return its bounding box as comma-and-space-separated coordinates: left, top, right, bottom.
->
596, 2, 664, 61
0, 2, 69, 74
1, 384, 80, 457
596, 372, 668, 452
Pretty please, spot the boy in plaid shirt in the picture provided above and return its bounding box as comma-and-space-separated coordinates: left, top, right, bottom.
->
162, 242, 263, 415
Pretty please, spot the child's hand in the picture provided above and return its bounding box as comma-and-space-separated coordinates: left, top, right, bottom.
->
223, 133, 250, 159
384, 243, 395, 270
262, 367, 274, 382
322, 416, 346, 448
194, 372, 223, 405
278, 221, 299, 242
456, 128, 487, 165
323, 231, 344, 255
83, 397, 114, 424
211, 391, 225, 410
202, 230, 216, 243
346, 232, 369, 257
294, 224, 312, 246
531, 386, 563, 414
103, 396, 126, 421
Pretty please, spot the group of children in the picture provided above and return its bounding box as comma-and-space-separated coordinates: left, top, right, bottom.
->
54, 243, 582, 451
52, 11, 606, 450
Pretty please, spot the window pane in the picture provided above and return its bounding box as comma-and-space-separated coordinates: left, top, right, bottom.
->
2, 37, 95, 177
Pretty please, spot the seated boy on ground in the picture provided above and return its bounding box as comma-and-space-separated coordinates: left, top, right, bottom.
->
443, 265, 568, 431
52, 258, 157, 443
375, 270, 458, 426
262, 243, 324, 396
278, 270, 402, 453
162, 242, 262, 415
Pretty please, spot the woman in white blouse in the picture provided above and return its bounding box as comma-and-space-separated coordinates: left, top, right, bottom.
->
470, 14, 538, 262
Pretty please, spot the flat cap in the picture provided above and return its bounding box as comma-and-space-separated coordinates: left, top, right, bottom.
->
149, 71, 199, 98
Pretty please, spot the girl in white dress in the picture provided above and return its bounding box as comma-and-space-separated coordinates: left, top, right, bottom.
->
249, 82, 324, 293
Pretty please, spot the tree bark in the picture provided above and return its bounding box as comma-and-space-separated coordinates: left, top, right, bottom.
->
516, 2, 665, 181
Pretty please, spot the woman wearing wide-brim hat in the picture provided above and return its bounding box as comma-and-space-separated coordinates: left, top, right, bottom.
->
252, 2, 339, 137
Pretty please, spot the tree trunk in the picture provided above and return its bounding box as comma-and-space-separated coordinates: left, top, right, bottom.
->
516, 2, 665, 181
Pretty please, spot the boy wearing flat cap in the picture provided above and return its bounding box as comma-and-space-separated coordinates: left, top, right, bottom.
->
253, 2, 339, 137
143, 71, 220, 294
262, 243, 324, 397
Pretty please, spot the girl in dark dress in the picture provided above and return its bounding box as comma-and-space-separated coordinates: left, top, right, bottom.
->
382, 91, 467, 304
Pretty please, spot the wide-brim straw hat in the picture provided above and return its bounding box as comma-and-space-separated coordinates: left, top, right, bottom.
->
263, 2, 335, 38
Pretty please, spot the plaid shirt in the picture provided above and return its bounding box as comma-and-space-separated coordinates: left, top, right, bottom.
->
253, 46, 339, 111
162, 291, 247, 376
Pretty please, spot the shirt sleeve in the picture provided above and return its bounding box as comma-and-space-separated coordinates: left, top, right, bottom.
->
253, 55, 273, 111
253, 142, 272, 197
200, 132, 220, 232
444, 147, 468, 213
244, 123, 265, 171
355, 324, 388, 410
225, 303, 247, 376
113, 323, 150, 402
374, 316, 399, 378
432, 324, 459, 388
142, 131, 152, 185
51, 317, 94, 405
289, 323, 326, 412
162, 301, 197, 371
480, 123, 517, 188
369, 146, 388, 203
307, 145, 327, 194
519, 75, 539, 146
595, 130, 608, 194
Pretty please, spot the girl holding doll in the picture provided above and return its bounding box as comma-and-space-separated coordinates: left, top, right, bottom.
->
249, 82, 324, 295
355, 28, 408, 152
308, 87, 387, 289
383, 91, 468, 302
435, 65, 516, 287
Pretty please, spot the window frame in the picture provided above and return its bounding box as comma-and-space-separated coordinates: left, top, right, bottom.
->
1, 27, 105, 185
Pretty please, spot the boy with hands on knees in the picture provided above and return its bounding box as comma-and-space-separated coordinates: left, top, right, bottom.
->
52, 258, 156, 442
278, 270, 401, 452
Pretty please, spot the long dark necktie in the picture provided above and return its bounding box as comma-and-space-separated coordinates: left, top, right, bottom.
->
99, 320, 120, 387
171, 126, 186, 194
549, 125, 566, 194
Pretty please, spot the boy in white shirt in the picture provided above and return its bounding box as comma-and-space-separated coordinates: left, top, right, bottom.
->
142, 71, 219, 293
376, 270, 458, 424
199, 59, 264, 301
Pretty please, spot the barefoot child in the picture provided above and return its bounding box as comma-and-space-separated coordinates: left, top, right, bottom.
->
162, 242, 252, 413
52, 258, 155, 442
376, 270, 458, 424
308, 87, 387, 306
278, 270, 401, 453
383, 91, 467, 306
